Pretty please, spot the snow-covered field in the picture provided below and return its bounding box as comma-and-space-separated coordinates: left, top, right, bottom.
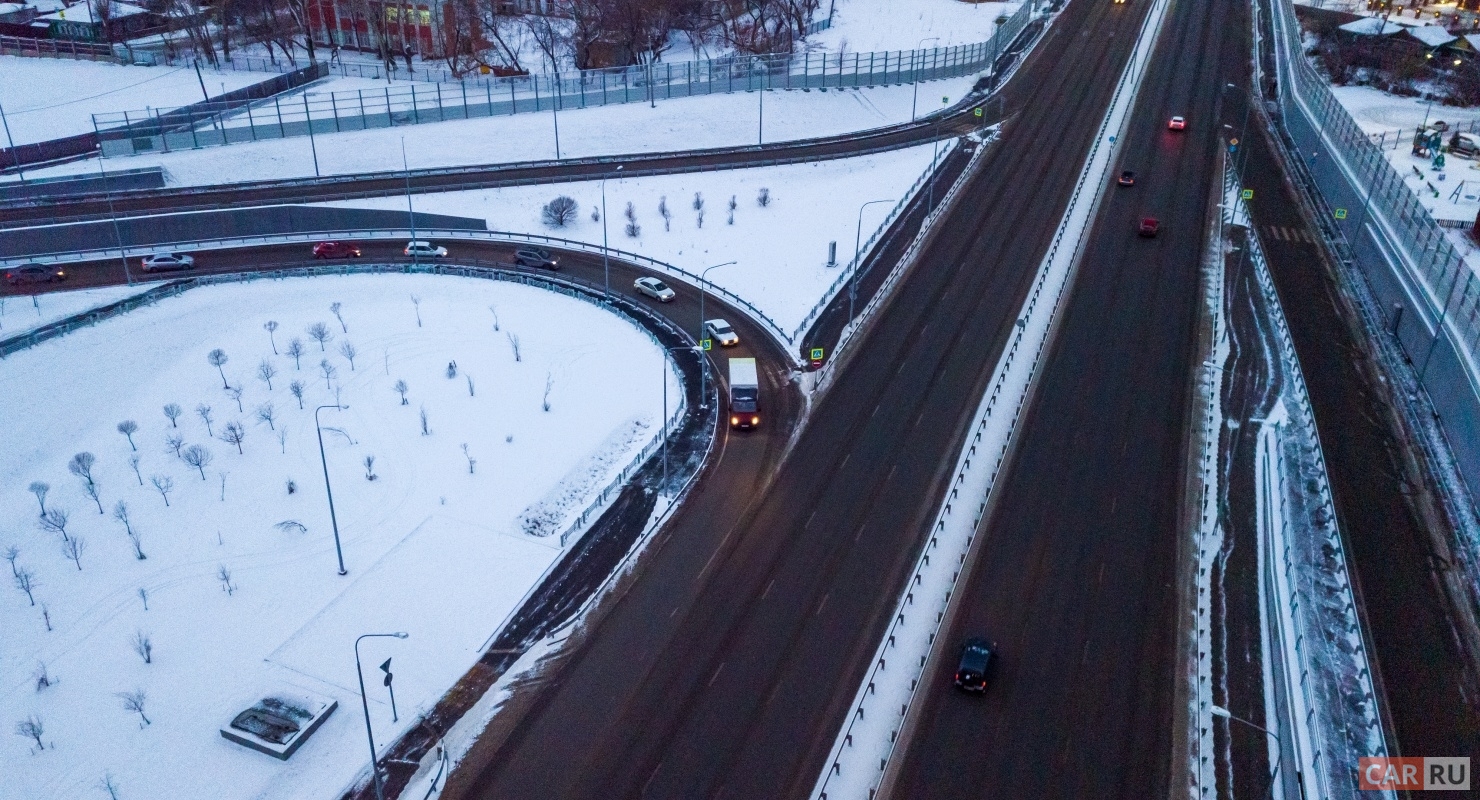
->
809, 0, 1019, 52
0, 273, 678, 800
0, 56, 268, 144
0, 283, 162, 338
317, 142, 944, 337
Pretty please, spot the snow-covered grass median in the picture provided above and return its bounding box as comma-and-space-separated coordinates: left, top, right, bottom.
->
0, 272, 679, 800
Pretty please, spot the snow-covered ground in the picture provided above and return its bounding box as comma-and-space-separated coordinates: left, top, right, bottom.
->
0, 272, 679, 800
809, 0, 1018, 52
0, 56, 269, 144
315, 143, 943, 338
0, 282, 162, 338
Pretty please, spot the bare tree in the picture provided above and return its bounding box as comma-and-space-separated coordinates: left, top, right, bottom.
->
207, 348, 230, 388
264, 320, 280, 354
285, 338, 305, 369
165, 434, 185, 458
277, 427, 288, 454
411, 295, 422, 327
393, 379, 409, 405
15, 715, 44, 750
117, 420, 139, 450
624, 202, 641, 237
151, 474, 174, 506
39, 508, 70, 541
307, 322, 333, 351
62, 535, 87, 570
419, 406, 430, 436
118, 689, 151, 726
34, 661, 52, 690
131, 630, 152, 664
339, 340, 358, 371
319, 359, 337, 390
85, 481, 104, 514
41, 603, 50, 631
331, 301, 348, 333
113, 500, 133, 535
543, 372, 554, 412
256, 403, 277, 431
68, 452, 97, 487
128, 453, 143, 485
182, 445, 213, 479
100, 772, 121, 800
220, 422, 247, 454
488, 304, 500, 331
290, 380, 306, 409
163, 403, 183, 427
28, 481, 49, 516
196, 404, 215, 436
461, 443, 476, 473
467, 374, 475, 396
363, 455, 377, 480
225, 385, 244, 413
128, 529, 146, 560
138, 587, 149, 610
757, 187, 771, 207
659, 196, 671, 231
14, 567, 38, 605
274, 520, 307, 533
542, 195, 579, 227
217, 564, 235, 595
507, 332, 522, 362
3, 546, 18, 578
728, 195, 738, 225
693, 192, 705, 228
257, 359, 278, 390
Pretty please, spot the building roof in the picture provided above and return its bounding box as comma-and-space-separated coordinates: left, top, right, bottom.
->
39, 0, 147, 23
26, 0, 73, 13
1408, 24, 1458, 47
1339, 17, 1406, 35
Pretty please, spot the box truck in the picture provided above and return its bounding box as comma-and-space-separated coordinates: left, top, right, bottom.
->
729, 357, 759, 429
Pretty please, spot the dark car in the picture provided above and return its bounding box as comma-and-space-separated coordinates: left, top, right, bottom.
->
5, 264, 66, 285
1139, 217, 1160, 237
954, 637, 995, 693
313, 241, 362, 259
1118, 170, 1136, 187
514, 247, 559, 270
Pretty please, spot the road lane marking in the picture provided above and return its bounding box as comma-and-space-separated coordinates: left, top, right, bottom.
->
709, 662, 726, 686
762, 578, 775, 600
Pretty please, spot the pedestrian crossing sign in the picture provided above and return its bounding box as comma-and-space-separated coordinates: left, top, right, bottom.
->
1335, 208, 1348, 219
1241, 189, 1254, 200
702, 339, 712, 351
810, 347, 825, 361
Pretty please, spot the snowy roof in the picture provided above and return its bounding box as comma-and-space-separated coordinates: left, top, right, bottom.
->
1338, 17, 1405, 35
25, 0, 72, 13
1408, 25, 1457, 47
39, 0, 146, 22
0, 3, 28, 13
1466, 33, 1480, 50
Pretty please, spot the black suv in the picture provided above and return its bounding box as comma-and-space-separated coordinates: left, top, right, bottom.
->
514, 247, 559, 270
954, 637, 995, 693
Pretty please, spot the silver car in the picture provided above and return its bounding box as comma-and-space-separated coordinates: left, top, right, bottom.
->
140, 253, 195, 272
404, 241, 449, 258
634, 276, 676, 302
704, 319, 739, 347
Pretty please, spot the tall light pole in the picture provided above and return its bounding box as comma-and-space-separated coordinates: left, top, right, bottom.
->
401, 137, 417, 267
758, 62, 767, 145
98, 156, 133, 286
355, 632, 408, 800
696, 260, 736, 409
1211, 706, 1281, 800
314, 403, 349, 576
850, 198, 892, 323
551, 70, 562, 160
601, 164, 623, 297
911, 37, 939, 122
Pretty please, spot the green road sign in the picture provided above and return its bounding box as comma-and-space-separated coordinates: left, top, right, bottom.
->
810, 347, 825, 361
701, 339, 712, 351
1334, 208, 1348, 220
1241, 189, 1254, 200
974, 107, 984, 117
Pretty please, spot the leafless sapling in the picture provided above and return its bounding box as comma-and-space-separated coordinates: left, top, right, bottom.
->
33, 661, 52, 690
446, 360, 457, 379
256, 402, 276, 431
507, 332, 522, 362
394, 379, 409, 405
220, 422, 246, 454
118, 689, 151, 726
182, 445, 213, 480
591, 205, 601, 223
165, 434, 185, 458
461, 443, 476, 474
467, 374, 475, 396
307, 322, 333, 351
207, 348, 230, 388
128, 454, 142, 485
658, 196, 671, 231
264, 320, 280, 354
62, 535, 86, 570
128, 529, 146, 560
217, 564, 235, 595
339, 340, 358, 370
543, 371, 554, 412
286, 479, 297, 495
411, 295, 422, 327
757, 187, 771, 207
488, 304, 500, 331
196, 404, 214, 436
68, 452, 96, 487
624, 202, 640, 237
100, 772, 120, 800
14, 567, 37, 605
364, 455, 377, 480
225, 385, 244, 413
728, 195, 737, 225
3, 545, 18, 578
131, 630, 152, 663
163, 403, 182, 427
274, 520, 307, 533
85, 481, 104, 514
290, 380, 306, 409
383, 349, 390, 375
28, 481, 48, 516
39, 508, 69, 541
419, 406, 430, 436
257, 359, 278, 390
40, 602, 51, 630
117, 420, 139, 450
15, 715, 44, 750
331, 301, 348, 332
150, 474, 173, 506
286, 338, 305, 369
219, 471, 227, 502
277, 427, 288, 454
113, 500, 133, 535
138, 586, 148, 610
320, 359, 337, 390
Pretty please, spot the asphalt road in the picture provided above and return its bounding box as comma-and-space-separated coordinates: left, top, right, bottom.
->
891, 0, 1240, 795
438, 0, 1169, 796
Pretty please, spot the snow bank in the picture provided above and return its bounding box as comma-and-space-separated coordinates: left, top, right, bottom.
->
0, 282, 163, 338
810, 0, 1021, 52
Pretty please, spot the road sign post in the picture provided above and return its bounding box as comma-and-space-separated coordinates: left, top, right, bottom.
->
379, 658, 398, 723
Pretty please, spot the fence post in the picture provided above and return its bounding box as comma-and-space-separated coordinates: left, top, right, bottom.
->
412, 85, 420, 123
330, 93, 342, 132
273, 96, 286, 137
385, 87, 394, 126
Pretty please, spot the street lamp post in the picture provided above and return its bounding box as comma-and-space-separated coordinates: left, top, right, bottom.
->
696, 260, 737, 409
1211, 705, 1281, 800
401, 138, 417, 268
314, 403, 350, 576
911, 37, 940, 122
97, 157, 133, 286
355, 632, 408, 800
602, 164, 623, 297
850, 199, 893, 323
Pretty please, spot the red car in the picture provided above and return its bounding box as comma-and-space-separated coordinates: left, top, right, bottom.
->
1139, 217, 1160, 237
1168, 116, 1186, 131
312, 241, 362, 259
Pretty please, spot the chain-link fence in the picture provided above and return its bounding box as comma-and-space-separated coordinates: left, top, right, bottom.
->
94, 2, 1031, 157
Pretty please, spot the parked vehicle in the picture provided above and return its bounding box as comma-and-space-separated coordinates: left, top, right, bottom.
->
1139, 217, 1160, 237
954, 637, 996, 693
4, 264, 66, 285
514, 247, 559, 270
1451, 132, 1480, 158
705, 319, 739, 347
313, 241, 362, 259
729, 357, 759, 429
140, 253, 195, 272
634, 276, 676, 302
404, 241, 448, 258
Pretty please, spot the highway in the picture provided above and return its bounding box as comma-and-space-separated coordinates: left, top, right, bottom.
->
891, 0, 1239, 793
439, 0, 1169, 796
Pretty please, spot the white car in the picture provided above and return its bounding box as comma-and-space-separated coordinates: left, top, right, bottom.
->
140, 252, 195, 272
634, 276, 676, 302
404, 240, 448, 258
704, 318, 739, 347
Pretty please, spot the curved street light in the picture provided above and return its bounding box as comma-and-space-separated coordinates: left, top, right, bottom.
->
1212, 705, 1281, 800
912, 37, 941, 122
850, 199, 893, 323
355, 632, 409, 800
697, 260, 737, 409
